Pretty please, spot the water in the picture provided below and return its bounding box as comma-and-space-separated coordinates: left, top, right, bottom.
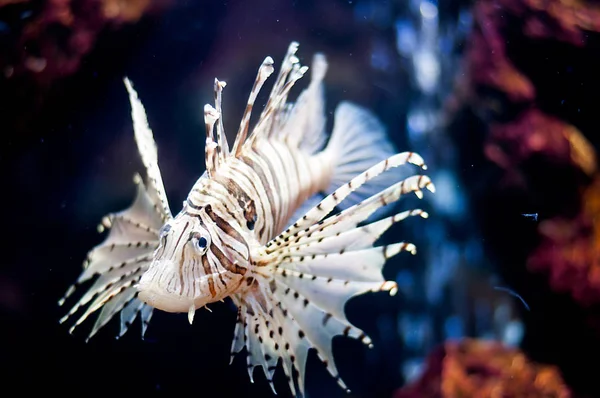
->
1, 0, 597, 396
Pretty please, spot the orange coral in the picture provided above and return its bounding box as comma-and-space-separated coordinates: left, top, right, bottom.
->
523, 0, 600, 43
395, 339, 571, 398
102, 0, 153, 22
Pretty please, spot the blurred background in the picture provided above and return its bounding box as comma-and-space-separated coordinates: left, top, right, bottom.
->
2, 0, 599, 396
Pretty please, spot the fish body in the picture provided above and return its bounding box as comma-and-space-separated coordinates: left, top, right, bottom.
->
59, 42, 435, 396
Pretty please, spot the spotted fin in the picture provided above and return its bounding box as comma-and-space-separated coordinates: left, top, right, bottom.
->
230, 153, 435, 397
59, 79, 172, 340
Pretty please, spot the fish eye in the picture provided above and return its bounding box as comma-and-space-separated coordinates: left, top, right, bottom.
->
197, 236, 208, 249
159, 223, 171, 236
188, 231, 210, 253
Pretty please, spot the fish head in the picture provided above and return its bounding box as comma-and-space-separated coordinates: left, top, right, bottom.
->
137, 208, 245, 313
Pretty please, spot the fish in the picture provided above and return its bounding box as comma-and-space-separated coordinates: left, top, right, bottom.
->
58, 42, 435, 397
522, 213, 538, 222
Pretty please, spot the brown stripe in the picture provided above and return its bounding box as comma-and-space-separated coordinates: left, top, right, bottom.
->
216, 175, 257, 229
201, 255, 216, 298
204, 204, 246, 247
179, 247, 187, 295
242, 155, 276, 228
250, 147, 282, 240
216, 174, 252, 209
196, 183, 240, 224
210, 242, 247, 275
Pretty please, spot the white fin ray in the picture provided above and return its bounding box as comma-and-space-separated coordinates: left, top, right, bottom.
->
87, 284, 139, 341
65, 268, 145, 336
263, 288, 310, 397
254, 315, 281, 390
213, 79, 229, 160
139, 303, 153, 337
59, 80, 172, 341
268, 152, 428, 249
260, 42, 301, 125
274, 278, 360, 389
204, 104, 220, 177
118, 297, 145, 338
123, 78, 172, 220
273, 266, 398, 324
278, 242, 416, 283
281, 209, 427, 256
245, 312, 267, 382
284, 192, 325, 232
230, 149, 434, 397
278, 54, 328, 154
271, 175, 433, 257
76, 241, 157, 284
231, 57, 275, 156
232, 281, 312, 397
58, 178, 160, 305
230, 305, 246, 362
72, 254, 152, 310
232, 291, 287, 395
247, 63, 308, 149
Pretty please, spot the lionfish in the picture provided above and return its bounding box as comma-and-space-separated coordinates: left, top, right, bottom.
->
58, 42, 435, 396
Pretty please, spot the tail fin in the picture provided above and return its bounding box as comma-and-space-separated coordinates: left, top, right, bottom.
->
230, 153, 435, 397
324, 102, 409, 212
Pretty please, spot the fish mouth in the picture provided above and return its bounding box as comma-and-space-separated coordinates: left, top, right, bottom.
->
136, 268, 190, 313
136, 288, 193, 313
136, 270, 210, 313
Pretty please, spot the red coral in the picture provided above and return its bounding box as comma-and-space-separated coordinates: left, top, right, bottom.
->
529, 177, 600, 305
395, 339, 571, 398
466, 0, 535, 103
0, 0, 170, 85
484, 109, 583, 173
464, 0, 600, 106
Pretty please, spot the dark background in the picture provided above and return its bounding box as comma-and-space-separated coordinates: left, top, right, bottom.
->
2, 0, 599, 397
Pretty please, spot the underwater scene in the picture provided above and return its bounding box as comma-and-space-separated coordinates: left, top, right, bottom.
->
2, 0, 599, 397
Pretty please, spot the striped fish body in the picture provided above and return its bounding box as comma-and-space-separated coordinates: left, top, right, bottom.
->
188, 141, 332, 246
136, 141, 332, 314
59, 42, 435, 397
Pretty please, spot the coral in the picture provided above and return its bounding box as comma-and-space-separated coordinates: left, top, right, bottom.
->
485, 109, 597, 180
466, 1, 535, 103
457, 0, 600, 304
395, 339, 571, 398
529, 177, 600, 305
517, 0, 600, 45
463, 0, 600, 106
0, 0, 167, 84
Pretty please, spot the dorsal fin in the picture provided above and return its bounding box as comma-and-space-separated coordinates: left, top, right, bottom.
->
204, 104, 220, 177
123, 78, 172, 220
276, 53, 328, 154
245, 53, 308, 149
213, 78, 229, 160
230, 56, 275, 156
